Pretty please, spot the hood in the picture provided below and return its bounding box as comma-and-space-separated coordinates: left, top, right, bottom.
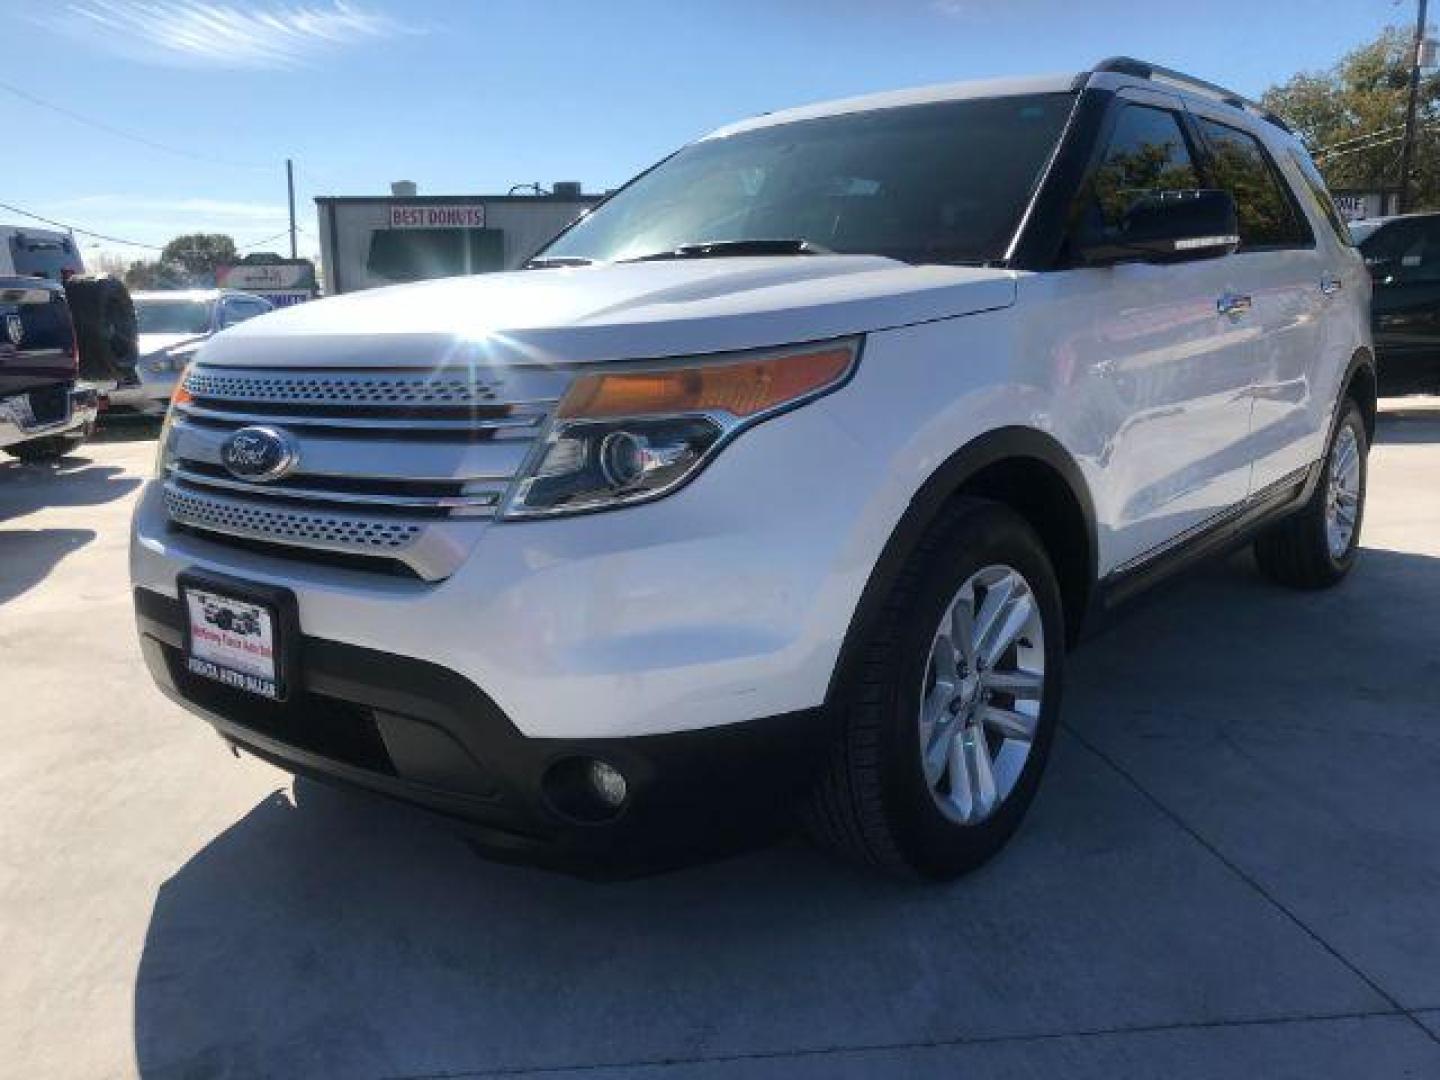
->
139, 332, 207, 358
199, 256, 1016, 369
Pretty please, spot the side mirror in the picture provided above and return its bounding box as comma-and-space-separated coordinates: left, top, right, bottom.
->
1078, 189, 1240, 266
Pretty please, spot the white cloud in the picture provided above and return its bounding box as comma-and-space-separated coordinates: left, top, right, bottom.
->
42, 1, 416, 69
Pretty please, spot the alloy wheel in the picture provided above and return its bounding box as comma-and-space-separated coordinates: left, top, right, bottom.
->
918, 564, 1044, 826
1325, 424, 1362, 559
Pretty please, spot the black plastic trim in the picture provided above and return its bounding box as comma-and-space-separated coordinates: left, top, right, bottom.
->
825, 426, 1096, 703
134, 588, 834, 871
1092, 464, 1317, 620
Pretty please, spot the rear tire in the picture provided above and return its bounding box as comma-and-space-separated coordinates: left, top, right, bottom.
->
4, 432, 88, 462
1254, 400, 1367, 589
805, 499, 1065, 880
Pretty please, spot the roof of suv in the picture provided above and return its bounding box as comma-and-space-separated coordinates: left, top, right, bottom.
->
705, 57, 1289, 143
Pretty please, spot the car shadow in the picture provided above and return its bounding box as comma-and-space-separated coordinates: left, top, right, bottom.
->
130, 542, 1440, 1077
0, 460, 141, 523
94, 414, 163, 443
0, 528, 97, 604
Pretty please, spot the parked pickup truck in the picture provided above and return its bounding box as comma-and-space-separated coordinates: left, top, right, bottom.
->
1, 277, 97, 461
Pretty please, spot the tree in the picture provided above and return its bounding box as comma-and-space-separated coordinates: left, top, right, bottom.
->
123, 259, 185, 291
1262, 27, 1440, 210
159, 233, 237, 285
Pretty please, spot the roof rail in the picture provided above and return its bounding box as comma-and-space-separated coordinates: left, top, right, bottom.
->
1088, 56, 1293, 134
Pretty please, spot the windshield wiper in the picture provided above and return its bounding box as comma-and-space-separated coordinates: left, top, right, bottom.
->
620, 238, 832, 263
524, 256, 594, 269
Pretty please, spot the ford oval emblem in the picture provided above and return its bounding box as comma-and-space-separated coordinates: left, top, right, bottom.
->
220, 425, 298, 482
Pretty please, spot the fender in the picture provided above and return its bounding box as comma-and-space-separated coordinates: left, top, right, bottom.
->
825, 426, 1097, 704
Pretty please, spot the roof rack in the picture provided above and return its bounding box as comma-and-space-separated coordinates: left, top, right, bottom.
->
1088, 57, 1293, 134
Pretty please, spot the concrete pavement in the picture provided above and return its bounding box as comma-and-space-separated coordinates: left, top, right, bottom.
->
2, 406, 1439, 1078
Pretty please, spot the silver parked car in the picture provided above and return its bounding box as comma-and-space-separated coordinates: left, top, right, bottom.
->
107, 289, 273, 415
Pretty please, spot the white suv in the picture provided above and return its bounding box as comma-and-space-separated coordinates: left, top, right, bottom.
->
131, 59, 1374, 879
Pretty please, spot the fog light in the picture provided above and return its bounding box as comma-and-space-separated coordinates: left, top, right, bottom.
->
588, 759, 628, 807
541, 756, 630, 823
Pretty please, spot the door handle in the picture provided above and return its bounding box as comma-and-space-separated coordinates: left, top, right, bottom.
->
1217, 292, 1253, 317
1320, 275, 1343, 296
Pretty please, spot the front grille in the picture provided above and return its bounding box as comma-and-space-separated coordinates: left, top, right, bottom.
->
183, 368, 507, 407
162, 363, 570, 578
165, 486, 424, 551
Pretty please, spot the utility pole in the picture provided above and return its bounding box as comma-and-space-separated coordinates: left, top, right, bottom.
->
1399, 0, 1429, 214
286, 158, 297, 258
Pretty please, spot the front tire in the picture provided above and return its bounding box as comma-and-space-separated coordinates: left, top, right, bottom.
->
1254, 400, 1367, 589
806, 499, 1065, 880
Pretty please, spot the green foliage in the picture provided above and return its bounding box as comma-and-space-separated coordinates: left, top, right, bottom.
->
1262, 27, 1440, 209
120, 233, 238, 291
159, 233, 238, 282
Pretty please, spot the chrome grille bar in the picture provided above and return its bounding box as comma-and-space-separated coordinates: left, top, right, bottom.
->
175, 402, 546, 432
167, 467, 502, 515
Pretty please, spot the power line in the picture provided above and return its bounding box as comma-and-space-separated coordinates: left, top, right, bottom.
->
235, 230, 293, 251
0, 199, 163, 250
1313, 123, 1408, 155
0, 77, 267, 170
1316, 133, 1408, 162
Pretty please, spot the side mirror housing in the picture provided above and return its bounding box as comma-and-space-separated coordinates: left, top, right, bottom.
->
1078, 189, 1240, 266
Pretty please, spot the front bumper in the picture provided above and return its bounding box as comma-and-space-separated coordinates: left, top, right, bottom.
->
0, 384, 99, 449
104, 363, 175, 414
134, 587, 833, 869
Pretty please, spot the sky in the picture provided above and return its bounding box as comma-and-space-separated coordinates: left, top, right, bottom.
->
0, 0, 1417, 268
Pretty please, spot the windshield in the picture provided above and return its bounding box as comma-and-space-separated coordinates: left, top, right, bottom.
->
135, 299, 213, 335
540, 93, 1075, 266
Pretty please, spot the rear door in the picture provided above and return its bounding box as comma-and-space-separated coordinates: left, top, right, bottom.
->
1187, 113, 1322, 493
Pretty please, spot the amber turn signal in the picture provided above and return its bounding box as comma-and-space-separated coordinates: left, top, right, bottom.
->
557, 343, 855, 420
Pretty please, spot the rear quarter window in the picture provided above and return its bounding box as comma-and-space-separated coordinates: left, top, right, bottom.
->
1196, 118, 1312, 250
1287, 148, 1355, 247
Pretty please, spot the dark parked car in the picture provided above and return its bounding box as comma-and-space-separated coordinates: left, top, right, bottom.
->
0, 276, 98, 460
1352, 211, 1440, 395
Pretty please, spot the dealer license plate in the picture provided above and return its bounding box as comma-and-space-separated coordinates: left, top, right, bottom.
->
182, 586, 281, 699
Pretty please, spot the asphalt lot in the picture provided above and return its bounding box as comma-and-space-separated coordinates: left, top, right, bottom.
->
2, 405, 1440, 1079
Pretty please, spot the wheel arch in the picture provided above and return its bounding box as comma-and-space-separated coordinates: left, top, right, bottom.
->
826, 427, 1097, 705
1341, 347, 1377, 444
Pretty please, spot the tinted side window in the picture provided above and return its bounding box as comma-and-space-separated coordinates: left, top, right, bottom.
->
1087, 105, 1200, 230
1288, 149, 1354, 247
1197, 119, 1311, 249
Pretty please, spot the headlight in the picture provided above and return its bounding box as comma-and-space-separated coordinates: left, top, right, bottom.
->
149, 345, 200, 373
152, 382, 192, 477
501, 338, 859, 518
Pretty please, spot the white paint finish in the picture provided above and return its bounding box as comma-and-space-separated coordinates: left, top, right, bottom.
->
1016, 263, 1256, 569
200, 257, 1018, 368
